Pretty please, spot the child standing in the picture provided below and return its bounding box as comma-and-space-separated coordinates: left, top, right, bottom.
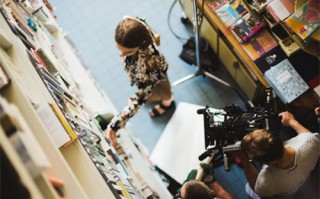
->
105, 16, 175, 148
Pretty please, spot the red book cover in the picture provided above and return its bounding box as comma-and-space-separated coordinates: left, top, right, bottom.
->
305, 0, 320, 22
33, 50, 49, 71
206, 0, 228, 11
308, 74, 320, 89
255, 30, 278, 52
266, 0, 295, 22
242, 30, 278, 60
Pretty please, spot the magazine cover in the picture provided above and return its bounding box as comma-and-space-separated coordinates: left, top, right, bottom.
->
285, 1, 320, 39
215, 3, 240, 27
242, 29, 278, 60
230, 0, 248, 16
230, 12, 266, 42
266, 0, 295, 22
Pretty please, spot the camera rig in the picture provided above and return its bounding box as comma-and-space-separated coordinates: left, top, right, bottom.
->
197, 88, 277, 169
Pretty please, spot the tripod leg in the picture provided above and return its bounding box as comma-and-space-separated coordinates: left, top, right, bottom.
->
171, 73, 197, 87
202, 71, 232, 88
172, 0, 250, 106
202, 71, 252, 106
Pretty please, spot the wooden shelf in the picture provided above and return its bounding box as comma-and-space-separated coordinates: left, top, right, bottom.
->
182, 0, 319, 105
200, 0, 269, 87
0, 127, 45, 199
0, 30, 12, 50
0, 1, 172, 199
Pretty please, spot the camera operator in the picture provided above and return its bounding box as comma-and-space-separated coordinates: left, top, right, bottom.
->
177, 179, 233, 199
236, 111, 320, 198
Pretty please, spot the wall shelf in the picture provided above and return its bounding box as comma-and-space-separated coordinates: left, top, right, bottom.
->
0, 1, 171, 198
182, 0, 319, 105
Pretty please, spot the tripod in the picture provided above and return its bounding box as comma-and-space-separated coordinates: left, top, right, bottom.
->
172, 0, 248, 105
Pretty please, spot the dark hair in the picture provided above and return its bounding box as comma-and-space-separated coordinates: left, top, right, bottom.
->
241, 129, 284, 163
183, 180, 214, 199
115, 17, 153, 49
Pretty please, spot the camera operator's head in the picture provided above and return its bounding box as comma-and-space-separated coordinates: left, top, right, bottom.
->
241, 129, 284, 165
180, 180, 214, 199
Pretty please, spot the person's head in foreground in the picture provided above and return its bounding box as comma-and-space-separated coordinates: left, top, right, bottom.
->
180, 180, 214, 199
241, 129, 284, 166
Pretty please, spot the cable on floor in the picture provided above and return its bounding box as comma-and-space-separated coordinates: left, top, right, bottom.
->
167, 0, 206, 42
167, 0, 189, 41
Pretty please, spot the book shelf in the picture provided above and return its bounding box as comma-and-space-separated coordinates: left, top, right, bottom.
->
181, 0, 319, 106
0, 9, 90, 198
0, 122, 45, 199
0, 0, 171, 198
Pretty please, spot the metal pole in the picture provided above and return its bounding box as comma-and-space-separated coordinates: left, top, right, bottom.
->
192, 0, 201, 70
171, 0, 249, 105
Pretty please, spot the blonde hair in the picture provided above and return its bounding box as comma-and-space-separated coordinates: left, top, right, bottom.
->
241, 129, 284, 163
183, 180, 214, 199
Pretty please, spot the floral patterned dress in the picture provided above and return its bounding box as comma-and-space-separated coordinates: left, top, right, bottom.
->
109, 44, 169, 132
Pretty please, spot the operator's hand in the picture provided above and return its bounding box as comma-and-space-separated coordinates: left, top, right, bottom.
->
314, 107, 320, 116
279, 111, 310, 134
105, 127, 118, 148
209, 181, 234, 199
279, 111, 296, 127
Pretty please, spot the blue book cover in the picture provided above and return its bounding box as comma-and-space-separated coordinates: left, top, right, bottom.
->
215, 3, 240, 27
230, 0, 248, 16
264, 59, 309, 103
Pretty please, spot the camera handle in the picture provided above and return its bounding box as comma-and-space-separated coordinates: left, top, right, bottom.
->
198, 144, 217, 161
222, 141, 242, 171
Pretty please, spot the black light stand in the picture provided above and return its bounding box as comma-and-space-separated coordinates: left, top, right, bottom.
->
172, 0, 249, 105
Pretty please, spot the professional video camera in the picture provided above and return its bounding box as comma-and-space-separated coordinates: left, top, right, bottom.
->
197, 88, 278, 169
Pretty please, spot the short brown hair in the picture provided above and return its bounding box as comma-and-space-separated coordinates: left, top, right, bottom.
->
115, 17, 153, 49
241, 129, 284, 163
183, 180, 214, 199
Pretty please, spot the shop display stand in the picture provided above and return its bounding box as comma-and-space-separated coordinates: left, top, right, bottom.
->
172, 0, 249, 105
0, 1, 171, 198
181, 0, 319, 107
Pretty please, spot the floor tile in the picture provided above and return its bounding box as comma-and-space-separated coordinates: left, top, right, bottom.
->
50, 0, 249, 198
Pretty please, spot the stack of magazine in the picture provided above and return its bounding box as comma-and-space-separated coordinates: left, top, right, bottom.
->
208, 0, 266, 42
